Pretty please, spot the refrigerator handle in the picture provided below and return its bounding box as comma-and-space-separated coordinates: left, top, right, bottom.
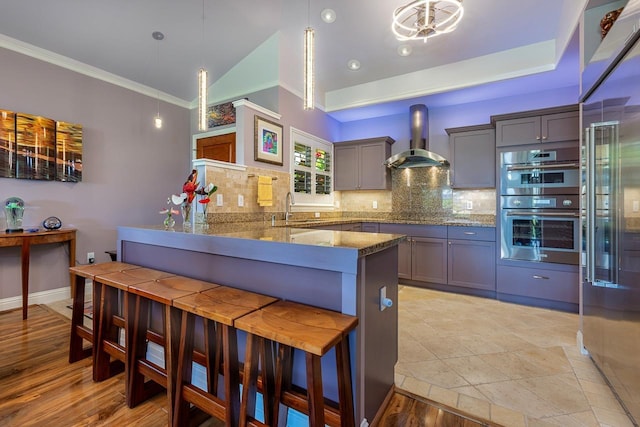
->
610, 124, 620, 285
585, 125, 596, 284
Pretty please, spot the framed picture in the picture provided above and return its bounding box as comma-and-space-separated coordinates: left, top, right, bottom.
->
207, 101, 236, 128
254, 115, 283, 166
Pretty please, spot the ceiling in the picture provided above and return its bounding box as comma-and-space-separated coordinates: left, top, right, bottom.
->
0, 0, 594, 121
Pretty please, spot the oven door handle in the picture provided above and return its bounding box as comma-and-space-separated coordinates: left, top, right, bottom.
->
506, 162, 580, 171
505, 211, 580, 218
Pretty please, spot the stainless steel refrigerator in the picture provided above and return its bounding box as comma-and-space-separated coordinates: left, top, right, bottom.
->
581, 0, 640, 424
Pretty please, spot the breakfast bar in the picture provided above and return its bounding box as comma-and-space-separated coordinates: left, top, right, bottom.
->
116, 224, 404, 424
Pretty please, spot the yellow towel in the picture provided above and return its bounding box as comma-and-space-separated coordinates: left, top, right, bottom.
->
257, 175, 273, 207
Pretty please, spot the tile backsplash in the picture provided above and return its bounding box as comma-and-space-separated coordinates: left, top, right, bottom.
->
198, 160, 495, 223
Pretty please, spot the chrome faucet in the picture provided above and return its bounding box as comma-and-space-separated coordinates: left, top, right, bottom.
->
285, 191, 295, 222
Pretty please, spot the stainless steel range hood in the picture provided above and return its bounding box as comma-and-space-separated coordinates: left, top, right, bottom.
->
384, 104, 449, 168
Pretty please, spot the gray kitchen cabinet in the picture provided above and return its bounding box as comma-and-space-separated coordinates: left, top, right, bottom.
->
447, 226, 496, 291
412, 237, 448, 283
493, 106, 579, 147
334, 137, 394, 190
310, 223, 342, 231
446, 124, 496, 188
496, 264, 578, 305
341, 222, 362, 232
361, 222, 379, 233
379, 223, 447, 283
397, 238, 412, 279
380, 223, 496, 292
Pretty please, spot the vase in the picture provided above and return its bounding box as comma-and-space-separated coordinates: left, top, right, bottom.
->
164, 215, 175, 229
4, 197, 25, 233
181, 203, 191, 227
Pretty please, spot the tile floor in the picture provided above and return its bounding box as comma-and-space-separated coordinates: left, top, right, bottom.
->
395, 286, 635, 427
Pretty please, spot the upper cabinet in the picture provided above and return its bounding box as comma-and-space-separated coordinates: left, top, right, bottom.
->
493, 106, 579, 147
334, 137, 394, 191
446, 124, 495, 189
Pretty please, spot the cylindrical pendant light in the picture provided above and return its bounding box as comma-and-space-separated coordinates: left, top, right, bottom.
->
197, 0, 208, 131
303, 27, 314, 110
198, 68, 208, 131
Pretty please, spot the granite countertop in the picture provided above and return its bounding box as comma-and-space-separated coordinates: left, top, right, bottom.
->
130, 215, 493, 258
272, 215, 496, 228
133, 223, 406, 258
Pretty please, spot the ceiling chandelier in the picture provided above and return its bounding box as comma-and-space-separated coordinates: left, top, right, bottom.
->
392, 0, 464, 42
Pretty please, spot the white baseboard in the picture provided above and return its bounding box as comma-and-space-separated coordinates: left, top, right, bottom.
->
0, 285, 91, 312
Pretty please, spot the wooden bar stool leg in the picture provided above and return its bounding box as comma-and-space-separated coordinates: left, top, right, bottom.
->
204, 318, 219, 396
336, 338, 355, 427
69, 275, 90, 363
260, 338, 276, 426
94, 283, 120, 381
127, 294, 151, 407
165, 304, 182, 427
306, 352, 325, 427
273, 344, 293, 427
172, 310, 195, 427
222, 324, 240, 427
240, 333, 260, 427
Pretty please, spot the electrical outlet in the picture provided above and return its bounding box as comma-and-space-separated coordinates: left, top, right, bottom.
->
87, 252, 95, 264
238, 194, 244, 207
372, 200, 378, 209
216, 194, 223, 206
634, 200, 640, 212
379, 286, 393, 311
314, 212, 320, 218
466, 200, 473, 210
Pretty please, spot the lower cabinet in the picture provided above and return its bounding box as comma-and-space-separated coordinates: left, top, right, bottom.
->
380, 224, 496, 292
341, 222, 362, 232
361, 222, 380, 233
412, 238, 448, 283
448, 239, 496, 291
496, 264, 579, 304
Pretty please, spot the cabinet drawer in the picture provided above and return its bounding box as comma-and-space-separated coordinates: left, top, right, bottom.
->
447, 226, 495, 241
497, 264, 578, 303
379, 223, 447, 238
361, 222, 379, 233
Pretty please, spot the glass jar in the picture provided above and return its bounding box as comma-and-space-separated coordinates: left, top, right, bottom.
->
4, 197, 25, 233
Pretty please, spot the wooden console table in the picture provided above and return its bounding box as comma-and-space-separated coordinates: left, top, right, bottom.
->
0, 228, 76, 319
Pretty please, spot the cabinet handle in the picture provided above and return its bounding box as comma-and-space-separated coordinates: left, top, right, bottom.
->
448, 241, 452, 245
463, 232, 477, 235
532, 275, 550, 280
542, 136, 548, 140
536, 136, 541, 140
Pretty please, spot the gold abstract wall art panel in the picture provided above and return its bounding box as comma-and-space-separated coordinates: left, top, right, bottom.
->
0, 108, 82, 182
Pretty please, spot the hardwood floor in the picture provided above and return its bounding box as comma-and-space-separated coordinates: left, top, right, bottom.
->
0, 305, 171, 426
0, 305, 500, 426
376, 389, 501, 427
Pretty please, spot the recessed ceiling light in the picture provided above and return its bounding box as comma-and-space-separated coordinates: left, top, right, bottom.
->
347, 59, 361, 71
397, 44, 412, 57
321, 8, 336, 23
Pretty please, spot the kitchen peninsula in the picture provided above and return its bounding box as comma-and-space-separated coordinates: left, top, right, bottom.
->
117, 223, 404, 424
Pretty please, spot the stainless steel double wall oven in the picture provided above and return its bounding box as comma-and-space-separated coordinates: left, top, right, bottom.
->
500, 146, 581, 265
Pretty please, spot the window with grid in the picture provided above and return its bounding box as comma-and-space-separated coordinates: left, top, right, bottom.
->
291, 128, 334, 208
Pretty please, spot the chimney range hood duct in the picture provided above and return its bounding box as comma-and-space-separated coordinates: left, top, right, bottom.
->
384, 104, 449, 168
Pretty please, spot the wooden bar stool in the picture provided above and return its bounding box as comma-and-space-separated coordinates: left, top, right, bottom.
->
92, 268, 174, 383
68, 262, 140, 363
172, 286, 278, 427
126, 275, 219, 415
235, 300, 358, 427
